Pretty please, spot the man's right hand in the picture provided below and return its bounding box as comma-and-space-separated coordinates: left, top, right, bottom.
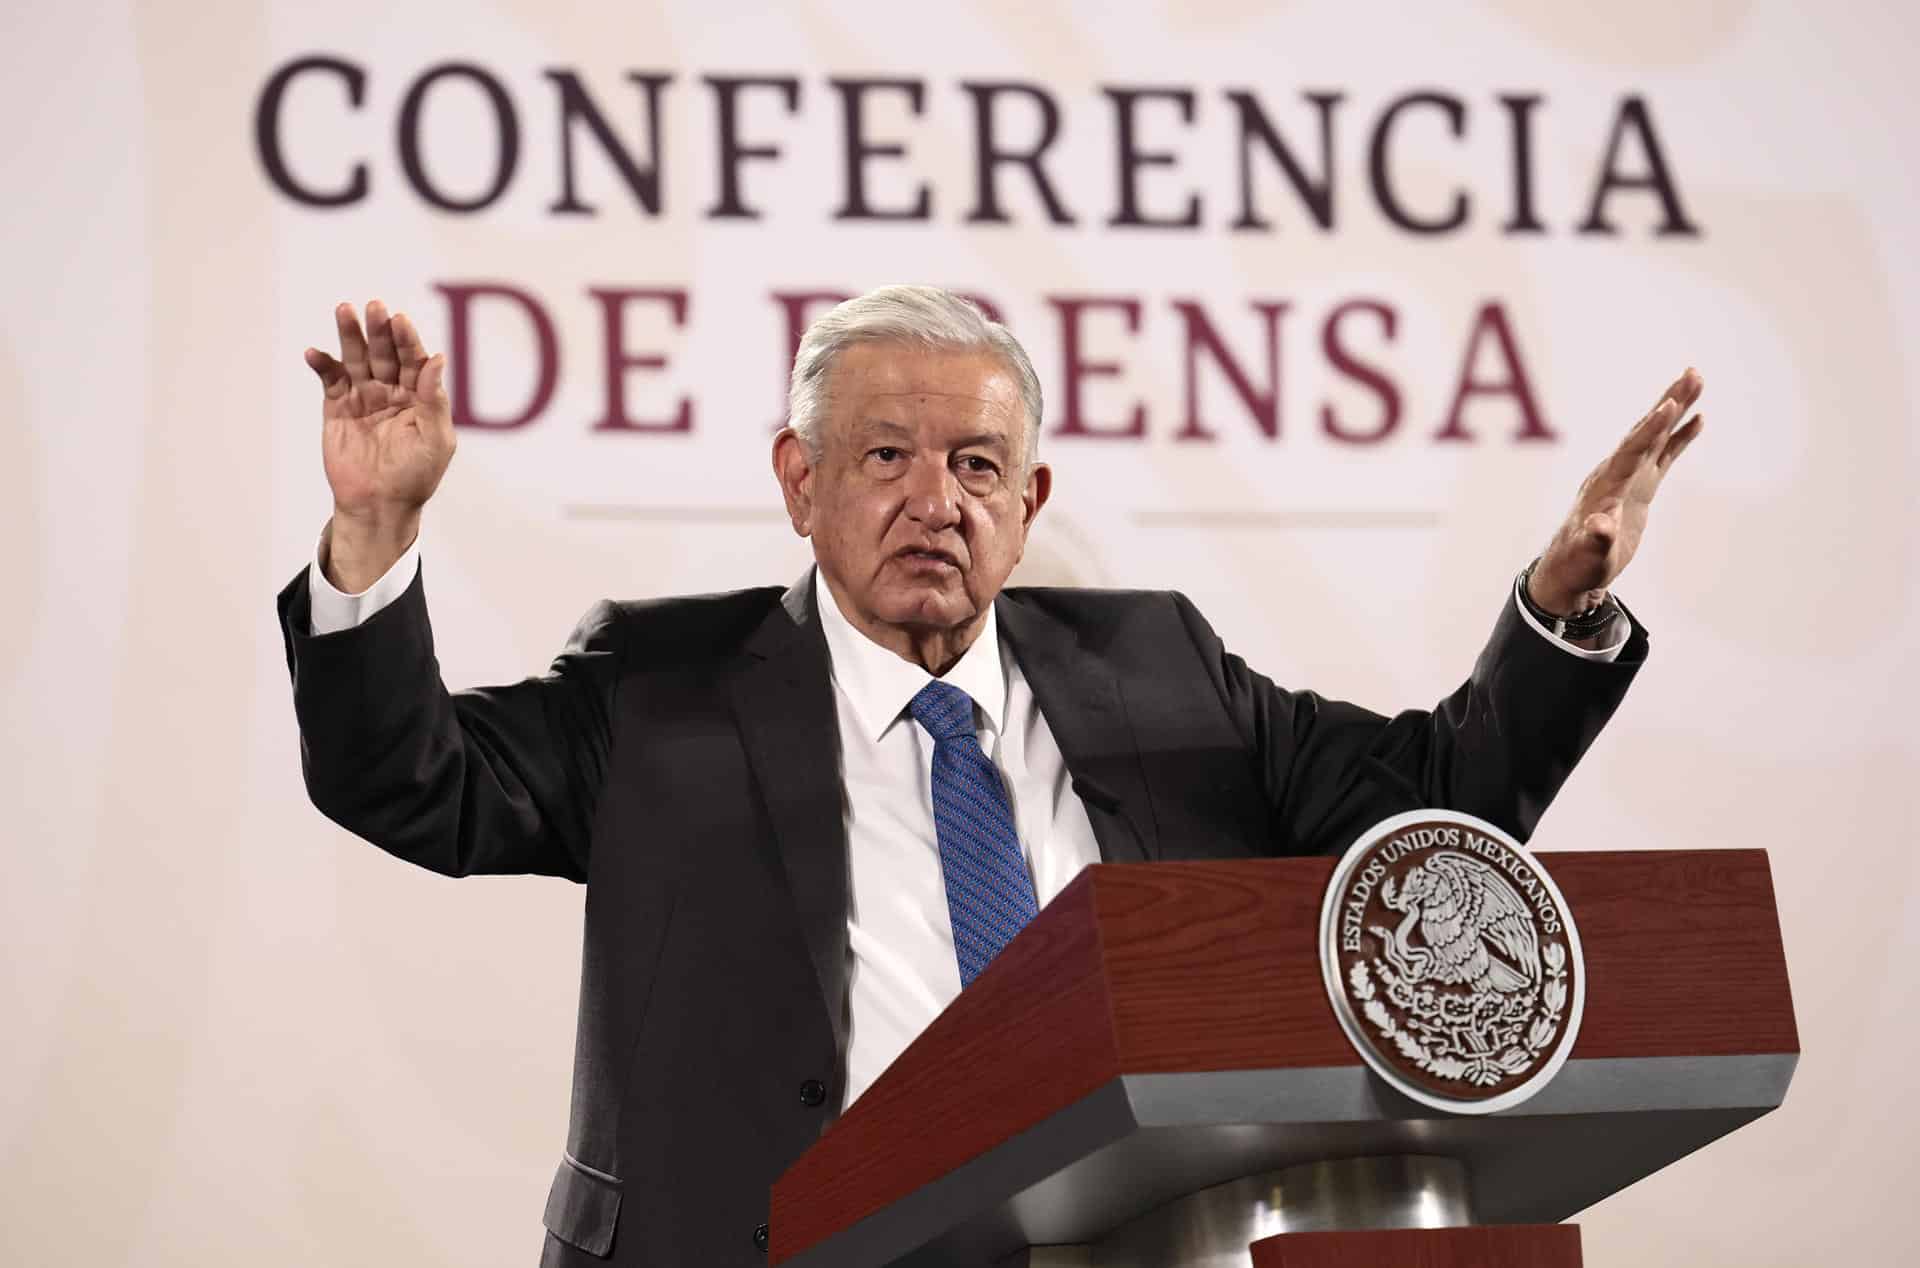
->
304, 300, 455, 593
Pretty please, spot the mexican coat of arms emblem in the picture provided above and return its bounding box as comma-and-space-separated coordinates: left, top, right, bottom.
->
1318, 809, 1586, 1113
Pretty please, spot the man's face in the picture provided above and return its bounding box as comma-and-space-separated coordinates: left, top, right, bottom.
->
773, 341, 1051, 658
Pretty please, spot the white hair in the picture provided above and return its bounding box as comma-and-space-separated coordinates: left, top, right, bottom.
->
786, 285, 1044, 470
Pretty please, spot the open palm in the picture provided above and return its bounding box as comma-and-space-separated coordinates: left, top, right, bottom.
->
305, 300, 454, 522
1532, 368, 1704, 613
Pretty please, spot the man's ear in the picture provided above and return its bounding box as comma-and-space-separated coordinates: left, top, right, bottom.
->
771, 428, 816, 537
1021, 462, 1052, 530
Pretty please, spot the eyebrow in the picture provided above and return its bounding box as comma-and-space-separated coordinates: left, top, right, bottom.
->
949, 432, 1011, 456
853, 421, 1012, 456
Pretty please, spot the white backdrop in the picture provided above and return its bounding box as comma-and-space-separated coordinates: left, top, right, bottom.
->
4, 2, 1917, 1264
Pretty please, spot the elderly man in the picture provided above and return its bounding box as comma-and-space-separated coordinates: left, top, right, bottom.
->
280, 285, 1699, 1266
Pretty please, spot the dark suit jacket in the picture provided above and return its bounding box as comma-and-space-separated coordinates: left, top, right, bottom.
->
275, 567, 1644, 1266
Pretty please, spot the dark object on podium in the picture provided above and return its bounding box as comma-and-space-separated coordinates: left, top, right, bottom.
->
768, 852, 1797, 1267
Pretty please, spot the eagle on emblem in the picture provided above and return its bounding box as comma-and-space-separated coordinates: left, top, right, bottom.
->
1375, 851, 1540, 995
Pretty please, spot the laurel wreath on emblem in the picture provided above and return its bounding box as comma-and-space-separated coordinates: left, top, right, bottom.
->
1348, 853, 1572, 1088
1348, 947, 1568, 1086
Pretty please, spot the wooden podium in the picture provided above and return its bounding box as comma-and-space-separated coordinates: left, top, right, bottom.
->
767, 852, 1797, 1267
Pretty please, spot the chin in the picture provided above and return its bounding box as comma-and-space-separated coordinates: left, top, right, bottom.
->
876, 585, 975, 630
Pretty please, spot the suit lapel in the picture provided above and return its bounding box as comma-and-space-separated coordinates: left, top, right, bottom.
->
726, 575, 851, 1056
720, 581, 1158, 1064
997, 592, 1159, 864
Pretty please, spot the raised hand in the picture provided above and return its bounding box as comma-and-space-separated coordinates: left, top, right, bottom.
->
304, 301, 455, 592
1528, 369, 1704, 618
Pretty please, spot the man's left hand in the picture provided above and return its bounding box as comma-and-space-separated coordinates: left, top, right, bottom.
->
1529, 368, 1704, 616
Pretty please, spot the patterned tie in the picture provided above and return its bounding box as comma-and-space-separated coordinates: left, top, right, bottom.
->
909, 679, 1040, 986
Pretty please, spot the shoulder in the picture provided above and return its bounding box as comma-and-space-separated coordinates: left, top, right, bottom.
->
998, 585, 1210, 652
565, 586, 790, 666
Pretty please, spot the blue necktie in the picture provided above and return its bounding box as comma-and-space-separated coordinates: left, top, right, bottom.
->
909, 679, 1040, 986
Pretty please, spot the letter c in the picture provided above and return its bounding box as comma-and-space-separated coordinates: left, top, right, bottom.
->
254, 55, 370, 207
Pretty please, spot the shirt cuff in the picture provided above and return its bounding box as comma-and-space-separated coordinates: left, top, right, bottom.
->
1511, 576, 1629, 664
307, 523, 422, 635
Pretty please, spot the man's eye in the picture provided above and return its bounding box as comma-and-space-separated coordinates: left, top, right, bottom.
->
959, 456, 998, 475
869, 447, 903, 462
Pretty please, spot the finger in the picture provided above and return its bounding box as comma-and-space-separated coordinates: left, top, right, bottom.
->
1621, 367, 1702, 457
392, 311, 428, 392
1652, 366, 1703, 417
365, 299, 400, 385
304, 347, 352, 401
1620, 396, 1682, 460
1656, 413, 1704, 472
419, 354, 456, 447
418, 352, 445, 401
334, 303, 371, 385
418, 353, 449, 413
1577, 490, 1623, 538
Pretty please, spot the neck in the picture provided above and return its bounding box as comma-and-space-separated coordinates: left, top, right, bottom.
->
818, 574, 987, 675
895, 620, 985, 676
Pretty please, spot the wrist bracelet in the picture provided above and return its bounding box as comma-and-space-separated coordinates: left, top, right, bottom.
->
1519, 558, 1618, 640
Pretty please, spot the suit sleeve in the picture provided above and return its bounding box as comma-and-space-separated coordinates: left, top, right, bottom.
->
1171, 587, 1648, 856
276, 564, 621, 881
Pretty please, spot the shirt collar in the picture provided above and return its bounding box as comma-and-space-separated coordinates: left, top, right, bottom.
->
813, 567, 1008, 745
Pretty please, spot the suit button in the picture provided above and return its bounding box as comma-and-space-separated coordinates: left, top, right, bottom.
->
753, 1222, 770, 1252
799, 1078, 827, 1107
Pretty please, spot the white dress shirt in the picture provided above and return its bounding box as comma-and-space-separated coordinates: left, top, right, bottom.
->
304, 532, 1626, 1106
811, 571, 1104, 1105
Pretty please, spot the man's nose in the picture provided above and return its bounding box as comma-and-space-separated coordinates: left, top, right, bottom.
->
903, 457, 961, 528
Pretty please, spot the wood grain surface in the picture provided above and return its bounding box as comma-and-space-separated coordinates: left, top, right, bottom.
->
768, 850, 1796, 1263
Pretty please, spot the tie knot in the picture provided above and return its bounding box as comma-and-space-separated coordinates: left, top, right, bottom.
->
909, 679, 978, 741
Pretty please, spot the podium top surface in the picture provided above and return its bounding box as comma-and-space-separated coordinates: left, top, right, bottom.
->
770, 850, 1798, 1267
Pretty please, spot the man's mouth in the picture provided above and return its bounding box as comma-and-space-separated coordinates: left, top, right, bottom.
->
896, 546, 961, 569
